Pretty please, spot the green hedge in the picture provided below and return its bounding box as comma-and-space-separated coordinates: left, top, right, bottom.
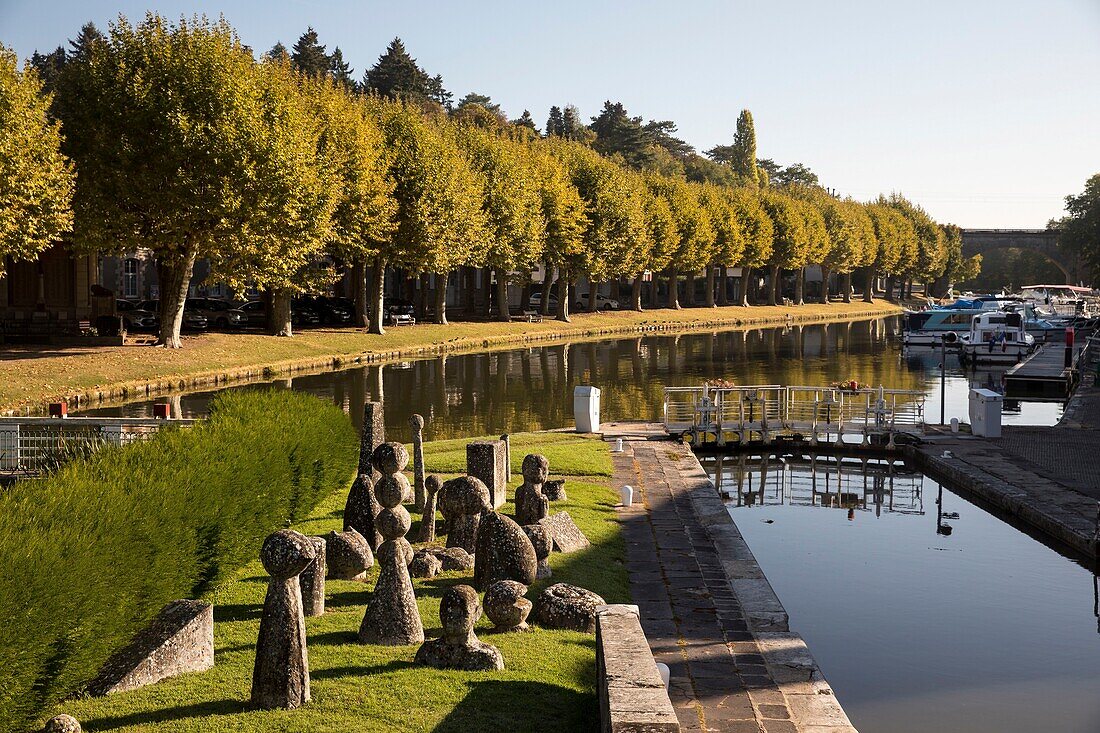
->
0, 390, 358, 731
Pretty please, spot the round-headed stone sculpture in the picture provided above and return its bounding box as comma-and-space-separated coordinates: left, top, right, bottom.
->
344, 473, 383, 551
299, 535, 326, 616
417, 474, 442, 543
409, 413, 426, 509
414, 585, 504, 671
325, 528, 373, 581
484, 580, 532, 632
43, 715, 81, 733
252, 529, 316, 709
473, 511, 537, 591
359, 442, 424, 646
438, 476, 492, 555
522, 523, 553, 580
409, 550, 443, 579
531, 583, 606, 634
514, 454, 550, 526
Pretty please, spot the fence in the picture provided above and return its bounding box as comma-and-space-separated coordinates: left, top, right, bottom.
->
663, 384, 925, 447
0, 417, 195, 476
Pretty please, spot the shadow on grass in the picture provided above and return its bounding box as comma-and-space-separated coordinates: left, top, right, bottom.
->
84, 698, 246, 731
309, 629, 359, 646
324, 589, 371, 610
431, 680, 597, 733
213, 603, 262, 623
311, 659, 417, 680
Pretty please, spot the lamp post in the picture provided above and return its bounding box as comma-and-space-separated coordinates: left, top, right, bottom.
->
938, 332, 958, 425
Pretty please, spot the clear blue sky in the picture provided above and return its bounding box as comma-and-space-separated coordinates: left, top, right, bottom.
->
3, 0, 1098, 228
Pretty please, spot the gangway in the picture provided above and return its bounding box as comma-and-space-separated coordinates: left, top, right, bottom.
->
663, 383, 925, 448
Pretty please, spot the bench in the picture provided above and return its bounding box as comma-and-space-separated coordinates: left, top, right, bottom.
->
388, 313, 416, 326
511, 310, 543, 323
596, 604, 680, 732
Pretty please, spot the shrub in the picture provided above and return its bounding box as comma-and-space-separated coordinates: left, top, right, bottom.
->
0, 390, 358, 730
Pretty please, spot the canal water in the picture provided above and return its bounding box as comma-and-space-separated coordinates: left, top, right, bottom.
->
702, 453, 1100, 733
80, 316, 1064, 436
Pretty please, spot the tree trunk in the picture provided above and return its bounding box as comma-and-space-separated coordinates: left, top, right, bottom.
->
556, 275, 571, 322
541, 263, 553, 315
649, 277, 659, 308
415, 273, 428, 320
767, 265, 780, 306
717, 266, 729, 306
632, 275, 644, 312
864, 269, 875, 303
667, 268, 680, 309
154, 248, 198, 349
483, 267, 493, 319
740, 267, 752, 306
705, 265, 716, 307
352, 258, 368, 328
588, 277, 599, 313
609, 277, 620, 303
794, 267, 804, 305
434, 272, 448, 324
271, 289, 293, 337
842, 272, 852, 303
369, 255, 386, 335
819, 266, 831, 304
884, 274, 895, 302
685, 272, 696, 306
463, 267, 475, 315
496, 271, 510, 322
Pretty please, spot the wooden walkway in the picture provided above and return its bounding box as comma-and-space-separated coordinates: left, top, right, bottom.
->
606, 424, 856, 732
1004, 342, 1083, 399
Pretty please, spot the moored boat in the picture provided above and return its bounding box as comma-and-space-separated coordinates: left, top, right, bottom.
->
960, 311, 1035, 366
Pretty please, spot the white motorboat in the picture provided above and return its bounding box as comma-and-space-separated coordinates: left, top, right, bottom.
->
960, 311, 1035, 365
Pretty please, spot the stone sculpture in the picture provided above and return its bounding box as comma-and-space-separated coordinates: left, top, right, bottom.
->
473, 511, 537, 590
299, 536, 326, 617
514, 453, 550, 526
438, 476, 492, 555
87, 599, 213, 696
532, 583, 606, 633
544, 479, 567, 502
252, 529, 315, 709
541, 511, 590, 553
344, 473, 383, 551
417, 474, 442, 543
422, 545, 475, 572
325, 528, 373, 581
358, 401, 385, 479
500, 433, 511, 481
409, 550, 443, 579
414, 585, 504, 671
522, 523, 553, 580
358, 442, 424, 646
484, 580, 531, 632
43, 715, 81, 732
410, 413, 427, 510
466, 439, 508, 509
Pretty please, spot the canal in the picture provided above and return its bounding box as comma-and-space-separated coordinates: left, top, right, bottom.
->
80, 316, 1064, 435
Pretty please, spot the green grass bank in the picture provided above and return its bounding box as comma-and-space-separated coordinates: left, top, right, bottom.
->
31, 426, 623, 732
1, 391, 359, 731
0, 300, 902, 413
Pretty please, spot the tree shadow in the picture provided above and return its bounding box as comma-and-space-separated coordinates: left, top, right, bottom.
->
432, 680, 597, 733
308, 629, 359, 647
311, 659, 417, 680
83, 698, 246, 731
324, 588, 370, 610
213, 603, 262, 623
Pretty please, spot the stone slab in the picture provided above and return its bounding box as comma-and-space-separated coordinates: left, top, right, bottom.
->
358, 401, 385, 476
88, 599, 214, 695
541, 510, 591, 553
467, 440, 508, 509
596, 604, 681, 733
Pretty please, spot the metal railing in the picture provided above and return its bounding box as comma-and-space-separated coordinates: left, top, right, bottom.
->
0, 417, 195, 476
663, 384, 925, 446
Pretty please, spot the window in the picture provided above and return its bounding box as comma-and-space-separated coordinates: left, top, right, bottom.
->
123, 258, 139, 299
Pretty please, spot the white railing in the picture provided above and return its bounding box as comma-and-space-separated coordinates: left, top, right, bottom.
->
0, 417, 195, 475
663, 384, 925, 446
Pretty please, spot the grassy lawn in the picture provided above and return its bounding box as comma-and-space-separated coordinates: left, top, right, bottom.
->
49, 432, 626, 732
0, 301, 901, 413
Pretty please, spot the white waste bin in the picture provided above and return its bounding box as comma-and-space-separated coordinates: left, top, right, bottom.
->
574, 386, 601, 433
968, 388, 1003, 438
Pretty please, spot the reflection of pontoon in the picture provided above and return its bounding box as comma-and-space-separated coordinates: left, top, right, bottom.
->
704, 453, 925, 517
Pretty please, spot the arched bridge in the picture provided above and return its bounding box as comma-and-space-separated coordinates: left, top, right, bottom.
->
961, 229, 1079, 284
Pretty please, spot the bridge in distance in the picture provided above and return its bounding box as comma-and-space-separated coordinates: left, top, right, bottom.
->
961, 228, 1079, 284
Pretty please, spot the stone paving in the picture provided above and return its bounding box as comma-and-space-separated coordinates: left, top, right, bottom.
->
605, 423, 855, 732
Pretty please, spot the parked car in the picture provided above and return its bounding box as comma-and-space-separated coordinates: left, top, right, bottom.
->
115, 299, 159, 332
186, 298, 247, 330
138, 300, 209, 331
385, 299, 416, 325
573, 292, 620, 311
299, 295, 353, 325
527, 292, 560, 311
290, 300, 322, 327
236, 300, 268, 328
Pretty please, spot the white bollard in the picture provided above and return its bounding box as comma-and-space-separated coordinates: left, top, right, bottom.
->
950, 417, 960, 433
620, 484, 634, 507
611, 437, 624, 453
656, 662, 671, 689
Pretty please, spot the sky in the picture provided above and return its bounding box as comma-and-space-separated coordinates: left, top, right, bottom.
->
2, 0, 1098, 228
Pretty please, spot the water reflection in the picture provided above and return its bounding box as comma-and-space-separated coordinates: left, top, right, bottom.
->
80, 316, 1061, 439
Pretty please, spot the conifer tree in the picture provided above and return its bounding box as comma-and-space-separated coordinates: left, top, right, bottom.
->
328, 47, 354, 88
546, 105, 564, 137
291, 27, 329, 77
364, 37, 447, 106
514, 110, 538, 133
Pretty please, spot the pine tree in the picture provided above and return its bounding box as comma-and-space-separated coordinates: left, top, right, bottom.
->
364, 38, 447, 106
514, 110, 538, 133
589, 101, 655, 169
546, 106, 564, 137
68, 22, 104, 61
29, 46, 66, 94
268, 41, 289, 61
291, 27, 329, 77
562, 104, 584, 140
328, 46, 353, 88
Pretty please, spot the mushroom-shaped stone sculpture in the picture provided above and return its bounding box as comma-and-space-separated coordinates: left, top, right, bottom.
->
484, 580, 532, 632
43, 715, 81, 733
438, 476, 492, 555
252, 529, 316, 709
414, 585, 504, 671
409, 550, 443, 579
473, 512, 537, 591
522, 523, 553, 580
531, 583, 606, 634
325, 528, 374, 581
